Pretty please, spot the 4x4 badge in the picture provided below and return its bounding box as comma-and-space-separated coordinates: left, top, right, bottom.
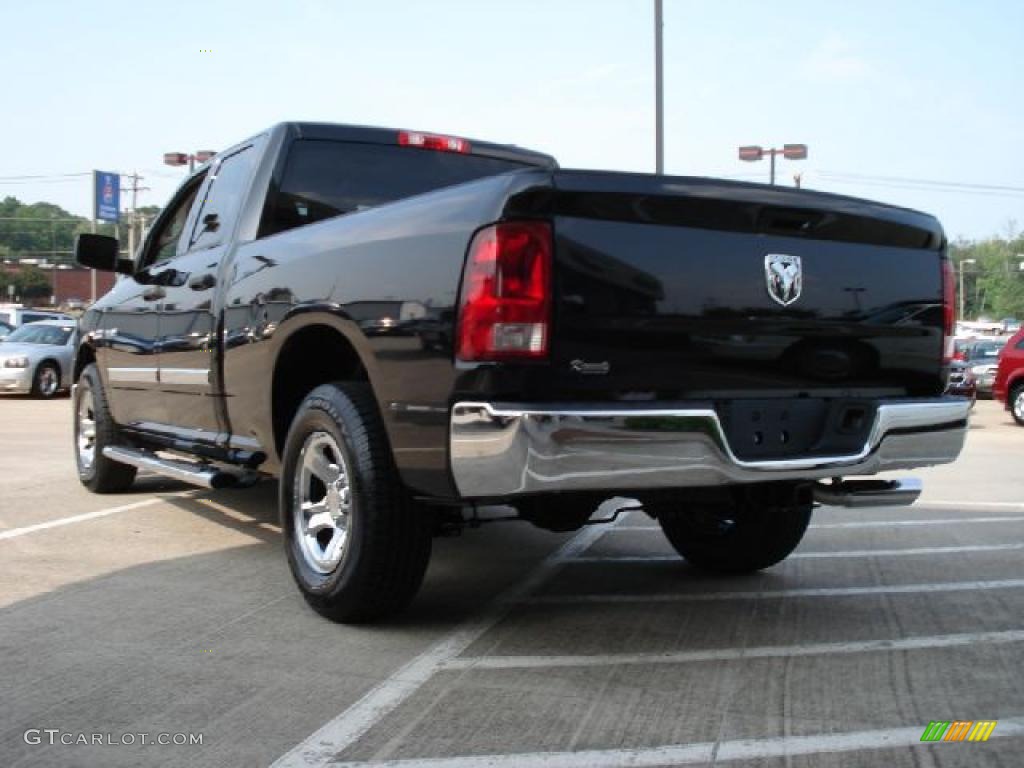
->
765, 253, 802, 306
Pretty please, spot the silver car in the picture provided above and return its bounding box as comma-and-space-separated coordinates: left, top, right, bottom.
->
0, 319, 76, 398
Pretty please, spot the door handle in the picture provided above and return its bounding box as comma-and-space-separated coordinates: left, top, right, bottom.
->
189, 273, 216, 291
142, 286, 166, 302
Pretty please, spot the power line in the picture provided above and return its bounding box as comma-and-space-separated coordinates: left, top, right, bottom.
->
815, 170, 1024, 194
0, 172, 91, 180
0, 178, 92, 185
812, 176, 1024, 199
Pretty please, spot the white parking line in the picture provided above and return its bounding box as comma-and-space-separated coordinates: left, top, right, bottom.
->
611, 515, 1024, 533
573, 542, 1024, 562
525, 577, 1024, 605
0, 493, 200, 541
444, 628, 1024, 671
923, 500, 1024, 509
329, 717, 1024, 768
270, 521, 617, 768
811, 515, 1024, 529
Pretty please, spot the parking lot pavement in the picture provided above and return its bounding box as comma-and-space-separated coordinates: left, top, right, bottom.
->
1, 397, 1022, 767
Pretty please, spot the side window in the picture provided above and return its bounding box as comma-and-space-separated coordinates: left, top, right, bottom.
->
1016, 338, 1024, 350
189, 146, 254, 250
143, 176, 205, 268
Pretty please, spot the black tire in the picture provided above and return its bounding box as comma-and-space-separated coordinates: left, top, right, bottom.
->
74, 364, 137, 493
280, 382, 434, 623
1011, 383, 1024, 426
657, 492, 812, 573
32, 361, 61, 399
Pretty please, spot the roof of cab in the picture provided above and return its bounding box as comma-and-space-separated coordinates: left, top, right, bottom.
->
278, 121, 557, 168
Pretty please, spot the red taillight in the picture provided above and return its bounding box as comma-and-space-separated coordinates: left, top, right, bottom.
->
456, 221, 552, 361
398, 130, 470, 154
942, 259, 955, 363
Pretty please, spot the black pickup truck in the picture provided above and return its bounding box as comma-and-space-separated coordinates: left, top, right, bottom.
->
73, 122, 969, 621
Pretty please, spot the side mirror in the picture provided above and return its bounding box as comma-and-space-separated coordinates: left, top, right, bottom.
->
74, 234, 134, 275
201, 213, 220, 233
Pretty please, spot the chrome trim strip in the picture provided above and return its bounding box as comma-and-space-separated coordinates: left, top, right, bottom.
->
107, 367, 158, 384
449, 397, 970, 498
160, 367, 210, 385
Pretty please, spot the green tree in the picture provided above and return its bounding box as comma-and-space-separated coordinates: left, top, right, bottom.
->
13, 265, 53, 300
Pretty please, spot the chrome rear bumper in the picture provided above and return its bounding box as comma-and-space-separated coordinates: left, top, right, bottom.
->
449, 397, 970, 498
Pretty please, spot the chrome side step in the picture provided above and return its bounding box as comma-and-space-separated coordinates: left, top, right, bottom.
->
102, 446, 257, 490
813, 478, 922, 508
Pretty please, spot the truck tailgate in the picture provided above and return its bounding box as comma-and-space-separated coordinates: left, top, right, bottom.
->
543, 170, 947, 402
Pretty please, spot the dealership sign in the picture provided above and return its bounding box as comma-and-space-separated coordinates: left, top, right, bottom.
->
93, 170, 120, 222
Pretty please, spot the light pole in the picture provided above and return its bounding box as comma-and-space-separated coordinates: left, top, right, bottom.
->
958, 258, 976, 322
739, 144, 808, 185
654, 0, 664, 174
163, 150, 216, 174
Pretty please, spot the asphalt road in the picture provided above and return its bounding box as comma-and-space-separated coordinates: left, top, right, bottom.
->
1, 395, 1022, 767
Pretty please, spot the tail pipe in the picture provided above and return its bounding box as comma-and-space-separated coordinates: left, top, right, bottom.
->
813, 478, 922, 508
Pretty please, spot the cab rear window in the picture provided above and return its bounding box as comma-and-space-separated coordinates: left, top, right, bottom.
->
259, 139, 529, 237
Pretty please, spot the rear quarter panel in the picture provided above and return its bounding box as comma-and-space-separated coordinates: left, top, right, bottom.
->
221, 169, 551, 496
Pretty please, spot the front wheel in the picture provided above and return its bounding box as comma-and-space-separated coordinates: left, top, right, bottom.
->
33, 362, 61, 398
280, 382, 434, 623
657, 488, 812, 573
74, 364, 137, 492
1011, 384, 1024, 426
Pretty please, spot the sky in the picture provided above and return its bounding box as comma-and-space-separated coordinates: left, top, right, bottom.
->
1, 0, 1022, 241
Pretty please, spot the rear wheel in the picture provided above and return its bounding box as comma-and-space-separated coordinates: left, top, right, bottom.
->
656, 487, 812, 573
1011, 384, 1024, 426
280, 382, 434, 623
33, 362, 60, 398
74, 364, 137, 492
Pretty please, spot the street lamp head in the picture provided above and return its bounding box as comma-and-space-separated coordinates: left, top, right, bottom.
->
163, 152, 189, 167
738, 145, 764, 162
782, 144, 808, 160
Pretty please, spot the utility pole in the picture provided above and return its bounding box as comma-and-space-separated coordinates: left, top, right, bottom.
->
959, 258, 976, 321
654, 0, 664, 174
121, 172, 149, 259
90, 175, 97, 303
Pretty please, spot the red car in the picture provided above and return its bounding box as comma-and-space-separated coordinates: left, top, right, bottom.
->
994, 328, 1024, 425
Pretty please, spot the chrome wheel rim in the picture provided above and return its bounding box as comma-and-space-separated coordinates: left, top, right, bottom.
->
292, 431, 353, 574
1014, 390, 1024, 422
77, 383, 97, 470
39, 367, 58, 396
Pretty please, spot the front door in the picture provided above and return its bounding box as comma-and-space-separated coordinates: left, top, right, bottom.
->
155, 143, 258, 443
93, 276, 163, 428
97, 173, 205, 428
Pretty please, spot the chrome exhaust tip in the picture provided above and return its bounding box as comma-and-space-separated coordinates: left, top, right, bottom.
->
813, 477, 922, 508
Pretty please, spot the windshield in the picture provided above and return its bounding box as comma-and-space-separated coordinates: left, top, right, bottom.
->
4, 324, 74, 346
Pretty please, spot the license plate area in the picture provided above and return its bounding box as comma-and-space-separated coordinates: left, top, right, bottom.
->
719, 398, 877, 461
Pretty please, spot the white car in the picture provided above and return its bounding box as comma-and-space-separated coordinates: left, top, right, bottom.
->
0, 319, 76, 398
